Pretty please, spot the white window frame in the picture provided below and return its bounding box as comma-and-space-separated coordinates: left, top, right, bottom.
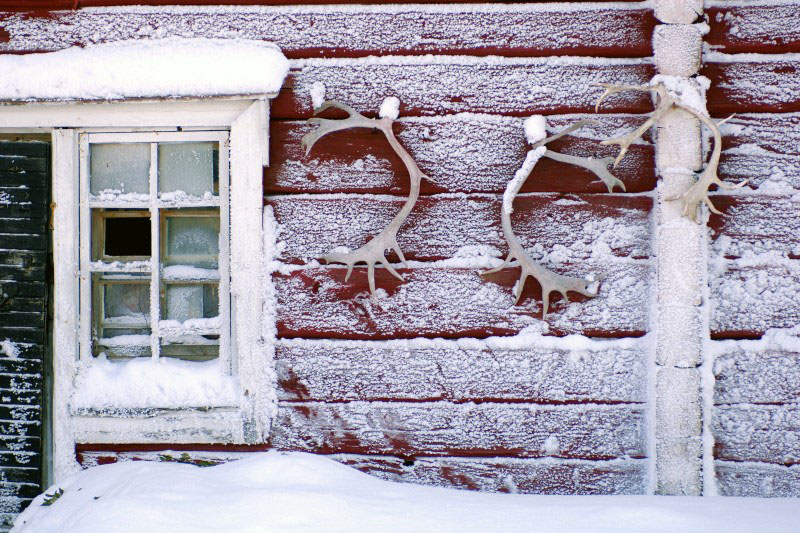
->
78, 130, 231, 366
1, 98, 274, 482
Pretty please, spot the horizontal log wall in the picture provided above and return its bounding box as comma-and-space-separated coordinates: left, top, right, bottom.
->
0, 3, 659, 495
255, 3, 656, 493
0, 140, 47, 528
705, 4, 800, 496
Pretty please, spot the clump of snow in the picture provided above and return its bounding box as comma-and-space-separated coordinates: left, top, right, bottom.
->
541, 435, 561, 456
0, 339, 20, 359
158, 190, 216, 203
70, 355, 240, 411
523, 115, 547, 145
502, 146, 546, 215
159, 316, 222, 334
13, 452, 800, 533
89, 190, 150, 204
310, 81, 326, 109
379, 96, 400, 120
651, 74, 710, 116
90, 260, 150, 273
0, 38, 289, 102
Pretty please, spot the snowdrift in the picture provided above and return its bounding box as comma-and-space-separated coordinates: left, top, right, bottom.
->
13, 452, 800, 532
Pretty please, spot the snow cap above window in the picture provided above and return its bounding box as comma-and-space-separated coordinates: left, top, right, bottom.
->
0, 38, 289, 102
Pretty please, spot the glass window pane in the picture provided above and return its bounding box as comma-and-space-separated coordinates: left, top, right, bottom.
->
104, 282, 150, 322
90, 143, 150, 196
164, 284, 219, 322
93, 273, 152, 358
164, 213, 220, 268
158, 142, 218, 198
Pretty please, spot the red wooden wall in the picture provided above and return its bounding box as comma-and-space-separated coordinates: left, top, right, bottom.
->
1, 0, 799, 497
259, 2, 654, 494
703, 0, 800, 497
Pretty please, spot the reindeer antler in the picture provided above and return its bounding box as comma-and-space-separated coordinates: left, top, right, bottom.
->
483, 119, 622, 319
595, 81, 747, 222
302, 99, 427, 295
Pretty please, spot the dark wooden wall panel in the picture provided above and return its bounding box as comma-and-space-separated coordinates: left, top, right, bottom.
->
0, 140, 47, 528
713, 405, 800, 465
276, 263, 650, 340
716, 461, 800, 497
717, 113, 800, 192
706, 32, 800, 494
715, 348, 800, 406
337, 455, 647, 495
74, 447, 646, 496
705, 60, 800, 115
710, 265, 800, 338
709, 195, 800, 259
0, 1, 645, 11
272, 62, 655, 119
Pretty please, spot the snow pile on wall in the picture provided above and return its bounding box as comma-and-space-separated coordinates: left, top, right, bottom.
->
0, 38, 289, 102
12, 452, 800, 533
70, 356, 240, 411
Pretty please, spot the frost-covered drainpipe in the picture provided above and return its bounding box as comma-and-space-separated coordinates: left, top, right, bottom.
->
652, 0, 706, 495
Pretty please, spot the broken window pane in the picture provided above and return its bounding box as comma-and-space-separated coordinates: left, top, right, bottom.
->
164, 212, 220, 268
90, 143, 150, 196
102, 214, 151, 258
158, 142, 218, 198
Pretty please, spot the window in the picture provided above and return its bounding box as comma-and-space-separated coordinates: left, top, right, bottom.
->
8, 98, 274, 482
79, 132, 231, 365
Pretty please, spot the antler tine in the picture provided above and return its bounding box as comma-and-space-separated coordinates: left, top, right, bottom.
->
596, 82, 749, 222
598, 84, 674, 167
301, 100, 375, 155
545, 152, 624, 193
533, 119, 599, 148
667, 105, 748, 222
594, 83, 655, 113
311, 98, 425, 296
482, 145, 599, 319
534, 120, 625, 193
313, 100, 362, 118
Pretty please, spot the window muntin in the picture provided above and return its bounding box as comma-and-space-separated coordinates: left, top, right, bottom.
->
79, 131, 230, 364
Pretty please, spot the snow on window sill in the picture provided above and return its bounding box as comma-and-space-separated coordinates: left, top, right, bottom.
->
70, 355, 241, 414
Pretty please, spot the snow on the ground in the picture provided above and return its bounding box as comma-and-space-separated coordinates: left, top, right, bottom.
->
0, 38, 288, 102
13, 452, 800, 533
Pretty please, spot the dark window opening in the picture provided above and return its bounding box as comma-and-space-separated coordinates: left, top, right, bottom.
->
104, 217, 151, 257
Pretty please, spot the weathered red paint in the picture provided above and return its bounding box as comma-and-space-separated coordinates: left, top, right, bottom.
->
706, 5, 800, 55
